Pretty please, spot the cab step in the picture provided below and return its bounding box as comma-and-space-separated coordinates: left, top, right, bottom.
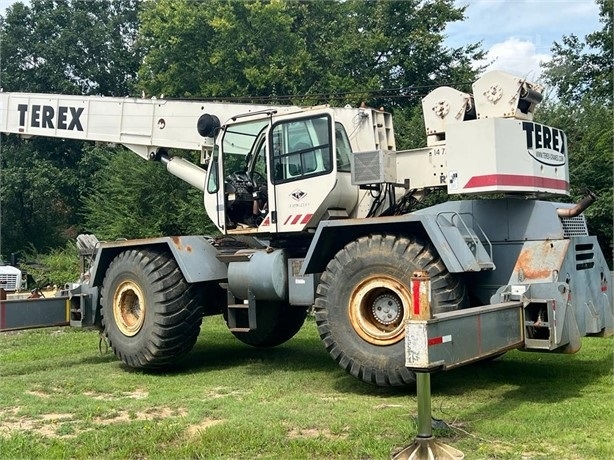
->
226, 290, 257, 332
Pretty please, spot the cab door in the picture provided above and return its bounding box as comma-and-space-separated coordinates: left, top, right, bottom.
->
264, 109, 337, 233
203, 143, 227, 232
204, 118, 270, 233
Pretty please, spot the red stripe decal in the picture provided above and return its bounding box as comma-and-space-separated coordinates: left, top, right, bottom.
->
428, 337, 443, 346
0, 302, 5, 330
261, 216, 270, 226
412, 279, 420, 315
291, 214, 302, 225
464, 174, 569, 191
283, 215, 293, 225
300, 214, 313, 224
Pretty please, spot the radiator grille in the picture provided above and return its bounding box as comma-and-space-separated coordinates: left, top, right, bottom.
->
561, 215, 589, 237
352, 151, 383, 184
350, 150, 396, 185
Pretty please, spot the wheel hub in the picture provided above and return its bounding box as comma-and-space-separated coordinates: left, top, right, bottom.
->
113, 280, 146, 337
371, 293, 402, 326
349, 275, 411, 346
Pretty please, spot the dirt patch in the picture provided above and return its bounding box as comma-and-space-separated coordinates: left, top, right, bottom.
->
25, 390, 51, 399
0, 411, 78, 439
373, 404, 404, 409
83, 388, 149, 401
0, 407, 21, 416
93, 406, 187, 425
186, 418, 224, 438
0, 405, 186, 439
318, 394, 347, 402
287, 426, 349, 441
24, 386, 65, 398
203, 387, 248, 399
521, 444, 581, 460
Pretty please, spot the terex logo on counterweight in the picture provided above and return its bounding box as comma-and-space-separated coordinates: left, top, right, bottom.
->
17, 103, 84, 131
522, 121, 566, 167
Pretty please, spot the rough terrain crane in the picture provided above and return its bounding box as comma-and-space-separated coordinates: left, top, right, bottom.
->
0, 70, 611, 387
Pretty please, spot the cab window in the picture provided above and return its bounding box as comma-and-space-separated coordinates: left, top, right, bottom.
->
270, 114, 332, 184
206, 145, 220, 193
222, 120, 268, 176
248, 135, 267, 180
335, 123, 352, 172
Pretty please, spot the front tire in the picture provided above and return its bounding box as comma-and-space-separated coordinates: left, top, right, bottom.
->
101, 248, 203, 368
315, 235, 467, 386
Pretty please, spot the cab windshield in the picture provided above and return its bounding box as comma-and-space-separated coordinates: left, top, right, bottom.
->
222, 119, 269, 178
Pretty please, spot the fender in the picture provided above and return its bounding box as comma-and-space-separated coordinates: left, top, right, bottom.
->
300, 214, 474, 276
89, 235, 228, 287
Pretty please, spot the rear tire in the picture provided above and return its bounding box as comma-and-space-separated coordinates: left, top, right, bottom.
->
227, 301, 308, 347
315, 234, 467, 386
101, 248, 203, 368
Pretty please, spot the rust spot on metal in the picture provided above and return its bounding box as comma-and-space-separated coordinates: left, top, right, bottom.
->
170, 237, 191, 252
514, 241, 566, 280
170, 236, 184, 250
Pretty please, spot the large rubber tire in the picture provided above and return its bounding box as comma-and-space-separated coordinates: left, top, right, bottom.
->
227, 301, 309, 348
315, 234, 467, 386
100, 248, 203, 369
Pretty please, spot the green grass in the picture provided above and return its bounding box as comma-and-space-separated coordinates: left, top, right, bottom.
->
0, 316, 612, 459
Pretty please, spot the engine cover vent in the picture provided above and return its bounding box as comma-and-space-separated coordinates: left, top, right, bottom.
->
561, 215, 589, 237
350, 149, 396, 185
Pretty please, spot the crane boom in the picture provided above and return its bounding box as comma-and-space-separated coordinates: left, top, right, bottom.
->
0, 92, 296, 159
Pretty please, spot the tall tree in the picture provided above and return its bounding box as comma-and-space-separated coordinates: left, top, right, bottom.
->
539, 0, 613, 265
1, 0, 141, 95
0, 0, 142, 258
137, 0, 483, 111
541, 0, 612, 106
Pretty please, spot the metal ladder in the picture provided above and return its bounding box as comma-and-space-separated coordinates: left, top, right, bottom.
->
436, 211, 495, 271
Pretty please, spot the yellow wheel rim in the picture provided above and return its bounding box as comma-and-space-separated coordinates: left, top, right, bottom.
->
348, 275, 411, 346
112, 280, 146, 337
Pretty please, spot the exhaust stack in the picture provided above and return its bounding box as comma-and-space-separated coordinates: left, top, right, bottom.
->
557, 189, 597, 218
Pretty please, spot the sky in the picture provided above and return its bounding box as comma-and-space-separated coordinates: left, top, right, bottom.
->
0, 0, 604, 83
445, 0, 602, 80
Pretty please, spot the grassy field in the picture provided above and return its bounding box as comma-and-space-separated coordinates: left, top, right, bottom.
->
0, 315, 612, 459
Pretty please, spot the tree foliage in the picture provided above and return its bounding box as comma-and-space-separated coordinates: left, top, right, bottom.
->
20, 240, 81, 287
539, 0, 613, 264
541, 0, 612, 106
1, 0, 141, 95
0, 138, 82, 251
137, 0, 483, 109
0, 0, 141, 258
81, 146, 216, 240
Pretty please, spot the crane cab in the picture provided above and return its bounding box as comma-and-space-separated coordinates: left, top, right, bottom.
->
203, 108, 372, 235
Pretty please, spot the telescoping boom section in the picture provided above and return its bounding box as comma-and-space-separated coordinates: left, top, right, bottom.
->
0, 70, 611, 389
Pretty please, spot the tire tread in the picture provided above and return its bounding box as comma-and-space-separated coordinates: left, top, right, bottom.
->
315, 234, 467, 386
100, 249, 203, 369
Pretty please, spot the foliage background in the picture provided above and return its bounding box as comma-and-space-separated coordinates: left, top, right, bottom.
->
0, 0, 611, 278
